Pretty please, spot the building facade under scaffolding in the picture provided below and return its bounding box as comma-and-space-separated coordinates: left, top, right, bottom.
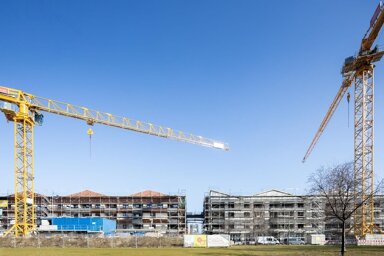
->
0, 190, 186, 236
203, 190, 384, 242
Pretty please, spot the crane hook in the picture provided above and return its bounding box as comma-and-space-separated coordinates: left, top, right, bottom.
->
87, 128, 94, 138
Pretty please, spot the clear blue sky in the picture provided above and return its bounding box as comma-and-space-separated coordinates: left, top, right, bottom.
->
0, 0, 383, 212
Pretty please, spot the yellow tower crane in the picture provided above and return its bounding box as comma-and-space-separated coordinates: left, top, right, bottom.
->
303, 2, 384, 238
0, 86, 229, 237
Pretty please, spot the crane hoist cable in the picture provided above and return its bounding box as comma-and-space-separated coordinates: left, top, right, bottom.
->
87, 127, 94, 158
347, 92, 351, 128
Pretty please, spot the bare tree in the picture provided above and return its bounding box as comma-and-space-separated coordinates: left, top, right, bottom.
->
308, 162, 382, 256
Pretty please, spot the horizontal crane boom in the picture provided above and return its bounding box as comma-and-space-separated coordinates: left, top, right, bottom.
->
0, 86, 229, 151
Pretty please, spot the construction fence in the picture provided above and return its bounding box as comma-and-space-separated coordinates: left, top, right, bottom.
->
0, 235, 183, 248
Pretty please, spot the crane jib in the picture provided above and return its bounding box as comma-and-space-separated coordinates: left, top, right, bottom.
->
0, 85, 229, 151
370, 2, 384, 28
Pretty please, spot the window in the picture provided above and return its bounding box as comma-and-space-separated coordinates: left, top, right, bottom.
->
212, 203, 225, 208
229, 224, 235, 229
213, 225, 221, 229
270, 212, 278, 218
228, 212, 235, 218
297, 224, 304, 229
270, 203, 295, 208
297, 203, 304, 208
297, 212, 304, 218
244, 203, 250, 208
244, 212, 251, 218
254, 203, 263, 208
212, 212, 225, 218
228, 202, 235, 208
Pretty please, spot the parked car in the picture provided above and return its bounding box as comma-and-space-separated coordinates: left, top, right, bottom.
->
257, 236, 280, 245
283, 237, 305, 245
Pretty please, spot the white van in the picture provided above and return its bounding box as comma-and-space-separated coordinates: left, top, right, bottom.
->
257, 236, 280, 245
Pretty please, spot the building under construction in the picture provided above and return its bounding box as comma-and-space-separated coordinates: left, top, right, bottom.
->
203, 190, 384, 242
0, 190, 186, 236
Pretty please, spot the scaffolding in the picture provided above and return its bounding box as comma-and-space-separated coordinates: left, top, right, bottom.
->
203, 190, 383, 242
1, 190, 186, 236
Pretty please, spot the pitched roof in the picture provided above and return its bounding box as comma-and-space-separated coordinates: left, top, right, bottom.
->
209, 190, 230, 197
129, 190, 166, 197
254, 189, 293, 197
66, 190, 106, 197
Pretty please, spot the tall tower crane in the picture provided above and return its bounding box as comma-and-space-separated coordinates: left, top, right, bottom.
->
303, 2, 384, 237
0, 86, 229, 237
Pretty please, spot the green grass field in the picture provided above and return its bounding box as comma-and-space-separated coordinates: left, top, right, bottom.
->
1, 246, 384, 256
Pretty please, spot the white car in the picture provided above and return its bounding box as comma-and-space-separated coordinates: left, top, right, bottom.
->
257, 236, 280, 245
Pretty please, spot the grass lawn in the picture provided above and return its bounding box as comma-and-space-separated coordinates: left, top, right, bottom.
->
1, 246, 384, 256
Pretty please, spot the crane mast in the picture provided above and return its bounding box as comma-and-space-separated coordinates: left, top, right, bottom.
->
0, 86, 228, 237
303, 1, 384, 237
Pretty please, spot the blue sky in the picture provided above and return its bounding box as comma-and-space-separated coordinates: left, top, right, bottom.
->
0, 0, 383, 211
